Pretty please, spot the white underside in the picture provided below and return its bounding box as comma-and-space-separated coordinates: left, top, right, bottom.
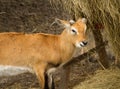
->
0, 65, 34, 76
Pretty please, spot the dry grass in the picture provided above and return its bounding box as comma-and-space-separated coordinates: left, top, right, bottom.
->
73, 67, 120, 89
50, 0, 120, 62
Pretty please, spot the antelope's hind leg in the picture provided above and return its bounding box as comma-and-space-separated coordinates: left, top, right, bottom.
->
45, 73, 49, 89
33, 63, 47, 89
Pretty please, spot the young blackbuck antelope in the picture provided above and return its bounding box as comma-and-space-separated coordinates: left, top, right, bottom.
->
0, 18, 87, 89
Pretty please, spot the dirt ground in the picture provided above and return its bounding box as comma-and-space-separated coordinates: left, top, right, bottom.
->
0, 0, 71, 33
0, 0, 111, 89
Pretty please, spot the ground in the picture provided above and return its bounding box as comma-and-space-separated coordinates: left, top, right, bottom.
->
0, 0, 112, 89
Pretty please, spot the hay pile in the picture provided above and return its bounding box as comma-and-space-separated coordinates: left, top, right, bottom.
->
50, 0, 120, 63
73, 67, 120, 89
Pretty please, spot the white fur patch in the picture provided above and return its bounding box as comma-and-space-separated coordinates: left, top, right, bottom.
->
69, 20, 75, 24
0, 65, 33, 76
75, 42, 82, 48
81, 18, 87, 23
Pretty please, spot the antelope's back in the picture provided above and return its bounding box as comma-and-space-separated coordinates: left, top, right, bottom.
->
0, 32, 61, 66
0, 32, 33, 66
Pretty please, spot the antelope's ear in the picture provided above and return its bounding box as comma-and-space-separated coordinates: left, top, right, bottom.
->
77, 18, 87, 23
69, 20, 75, 25
55, 18, 70, 29
81, 18, 87, 23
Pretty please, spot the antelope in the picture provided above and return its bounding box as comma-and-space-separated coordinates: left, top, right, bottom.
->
0, 18, 87, 89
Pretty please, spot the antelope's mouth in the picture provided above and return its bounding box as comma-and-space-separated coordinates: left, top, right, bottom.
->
80, 41, 88, 47
75, 41, 88, 48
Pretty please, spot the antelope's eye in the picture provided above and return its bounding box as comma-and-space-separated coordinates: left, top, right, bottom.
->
71, 29, 76, 33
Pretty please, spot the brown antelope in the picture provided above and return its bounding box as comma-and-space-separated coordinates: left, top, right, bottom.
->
0, 18, 87, 89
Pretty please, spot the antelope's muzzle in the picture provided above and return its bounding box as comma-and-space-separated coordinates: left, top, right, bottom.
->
80, 41, 88, 47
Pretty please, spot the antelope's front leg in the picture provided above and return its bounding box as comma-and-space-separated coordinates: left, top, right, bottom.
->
46, 68, 56, 89
33, 62, 47, 89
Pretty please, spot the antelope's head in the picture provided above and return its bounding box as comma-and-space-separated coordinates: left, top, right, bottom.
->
56, 18, 87, 48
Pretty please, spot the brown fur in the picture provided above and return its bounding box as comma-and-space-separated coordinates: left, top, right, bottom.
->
0, 18, 87, 89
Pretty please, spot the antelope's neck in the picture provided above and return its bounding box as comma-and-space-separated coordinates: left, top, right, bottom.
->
59, 34, 76, 63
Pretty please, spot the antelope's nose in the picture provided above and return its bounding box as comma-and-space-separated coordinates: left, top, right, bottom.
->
82, 41, 88, 45
80, 41, 88, 47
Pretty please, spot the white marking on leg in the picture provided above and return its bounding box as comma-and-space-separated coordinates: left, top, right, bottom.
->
47, 68, 56, 89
